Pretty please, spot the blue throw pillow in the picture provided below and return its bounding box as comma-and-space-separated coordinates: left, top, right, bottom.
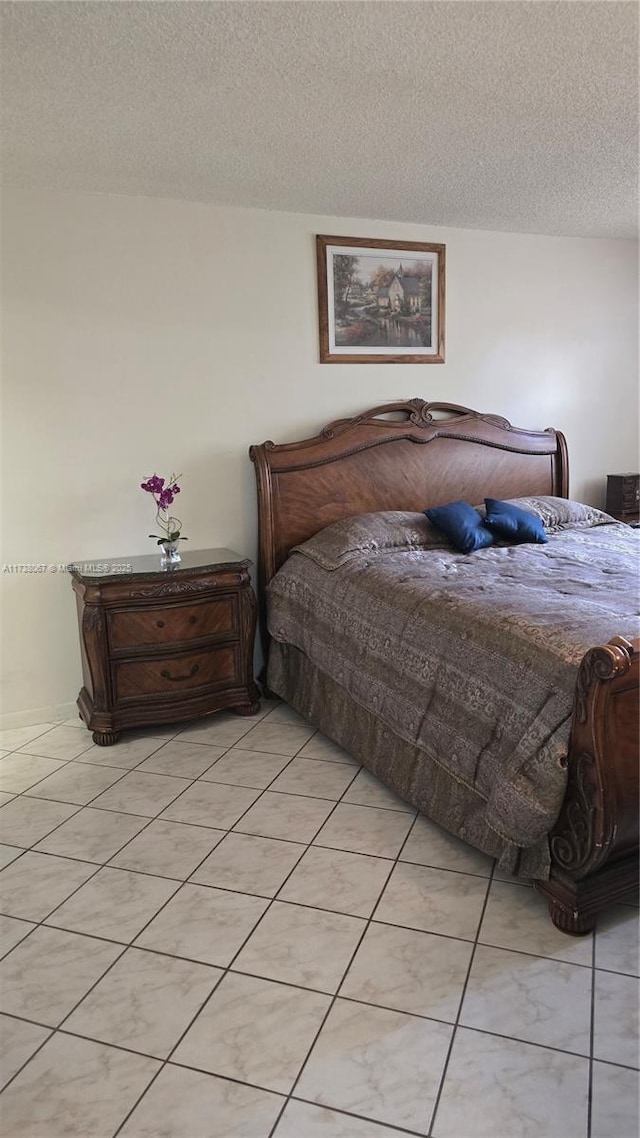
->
484, 498, 548, 544
425, 501, 495, 553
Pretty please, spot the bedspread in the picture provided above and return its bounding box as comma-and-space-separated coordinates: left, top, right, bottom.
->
267, 507, 639, 864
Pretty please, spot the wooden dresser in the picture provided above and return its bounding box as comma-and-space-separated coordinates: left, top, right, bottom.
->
70, 549, 260, 745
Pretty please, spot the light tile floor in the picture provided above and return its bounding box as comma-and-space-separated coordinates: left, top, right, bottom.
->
0, 704, 638, 1138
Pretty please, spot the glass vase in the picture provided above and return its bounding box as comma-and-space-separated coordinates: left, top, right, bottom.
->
160, 541, 181, 566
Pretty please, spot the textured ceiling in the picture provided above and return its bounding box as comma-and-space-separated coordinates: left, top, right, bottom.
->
1, 1, 637, 238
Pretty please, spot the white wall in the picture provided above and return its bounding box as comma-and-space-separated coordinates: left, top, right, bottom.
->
1, 187, 638, 722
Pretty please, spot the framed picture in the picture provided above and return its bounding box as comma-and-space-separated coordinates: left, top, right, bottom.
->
316, 235, 445, 363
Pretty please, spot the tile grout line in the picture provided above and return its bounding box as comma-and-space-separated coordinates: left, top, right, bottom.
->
270, 1096, 427, 1137
0, 917, 42, 965
264, 806, 423, 1137
0, 849, 29, 882
425, 861, 496, 1138
1, 988, 615, 1073
0, 706, 307, 1100
3, 883, 635, 1126
4, 707, 300, 912
5, 1007, 430, 1138
2, 711, 633, 1133
0, 859, 107, 950
0, 724, 64, 751
4, 722, 439, 823
0, 893, 136, 1095
0, 721, 99, 761
0, 728, 182, 864
580, 1054, 640, 1074
107, 709, 405, 1133
0, 1024, 55, 1096
0, 835, 503, 896
0, 710, 282, 911
0, 723, 271, 974
160, 772, 372, 1126
24, 858, 606, 978
2, 748, 625, 972
1, 698, 269, 785
19, 759, 152, 814
87, 713, 322, 839
66, 732, 243, 856
21, 775, 415, 818
1, 737, 619, 969
0, 774, 189, 950
48, 712, 324, 1043
0, 751, 92, 797
3, 974, 619, 1069
2, 878, 625, 1079
108, 715, 358, 1137
17, 801, 489, 861
0, 710, 322, 967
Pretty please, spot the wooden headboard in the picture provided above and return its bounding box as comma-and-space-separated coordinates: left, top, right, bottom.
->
249, 398, 568, 601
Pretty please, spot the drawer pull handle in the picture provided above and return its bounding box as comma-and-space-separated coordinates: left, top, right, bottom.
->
156, 620, 165, 629
189, 616, 197, 625
160, 664, 200, 682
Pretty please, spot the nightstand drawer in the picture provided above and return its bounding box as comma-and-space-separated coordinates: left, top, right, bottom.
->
109, 597, 237, 650
115, 646, 239, 700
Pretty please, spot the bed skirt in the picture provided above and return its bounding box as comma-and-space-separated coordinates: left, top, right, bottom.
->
268, 640, 551, 880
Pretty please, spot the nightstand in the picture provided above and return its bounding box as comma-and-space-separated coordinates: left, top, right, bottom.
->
70, 548, 260, 745
606, 473, 639, 524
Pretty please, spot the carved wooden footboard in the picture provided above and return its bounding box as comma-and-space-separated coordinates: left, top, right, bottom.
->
537, 636, 639, 934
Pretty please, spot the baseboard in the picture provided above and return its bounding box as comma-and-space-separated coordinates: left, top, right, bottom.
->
0, 701, 78, 731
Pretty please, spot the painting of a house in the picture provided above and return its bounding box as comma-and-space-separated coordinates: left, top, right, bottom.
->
317, 237, 445, 363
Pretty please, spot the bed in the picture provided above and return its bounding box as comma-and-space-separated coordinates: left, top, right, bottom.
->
250, 399, 639, 934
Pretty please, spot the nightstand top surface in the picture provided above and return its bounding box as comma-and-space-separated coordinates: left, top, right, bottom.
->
69, 547, 249, 582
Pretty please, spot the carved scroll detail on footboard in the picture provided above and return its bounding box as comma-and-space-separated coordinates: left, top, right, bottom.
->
574, 636, 635, 724
550, 752, 598, 872
551, 637, 638, 879
537, 636, 639, 934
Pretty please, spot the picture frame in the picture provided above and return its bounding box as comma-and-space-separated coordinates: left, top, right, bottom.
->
316, 235, 446, 364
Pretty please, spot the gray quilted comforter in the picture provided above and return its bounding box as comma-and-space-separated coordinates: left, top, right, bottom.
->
267, 499, 639, 867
